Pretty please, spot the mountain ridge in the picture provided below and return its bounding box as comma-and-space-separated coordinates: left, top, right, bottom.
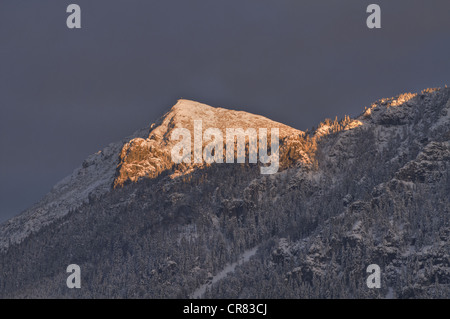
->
1, 89, 446, 251
0, 88, 448, 299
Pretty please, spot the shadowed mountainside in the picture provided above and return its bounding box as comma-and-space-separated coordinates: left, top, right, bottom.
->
0, 88, 449, 298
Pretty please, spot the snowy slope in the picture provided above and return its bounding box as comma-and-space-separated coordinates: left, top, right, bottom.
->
0, 125, 150, 251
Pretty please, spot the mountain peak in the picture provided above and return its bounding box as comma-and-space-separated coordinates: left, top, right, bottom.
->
161, 99, 302, 135
171, 98, 212, 110
113, 100, 307, 187
168, 99, 213, 118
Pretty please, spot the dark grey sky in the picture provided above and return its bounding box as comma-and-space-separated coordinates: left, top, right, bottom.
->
1, 0, 449, 222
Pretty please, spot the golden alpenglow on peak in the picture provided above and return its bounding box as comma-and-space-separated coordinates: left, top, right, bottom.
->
113, 100, 309, 187
166, 99, 302, 136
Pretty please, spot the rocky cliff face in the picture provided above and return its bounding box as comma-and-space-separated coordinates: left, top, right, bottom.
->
0, 88, 449, 298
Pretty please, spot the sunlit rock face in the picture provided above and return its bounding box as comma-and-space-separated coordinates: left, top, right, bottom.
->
113, 99, 310, 187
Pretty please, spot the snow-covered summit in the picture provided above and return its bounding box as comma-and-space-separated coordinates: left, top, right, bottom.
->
113, 99, 306, 187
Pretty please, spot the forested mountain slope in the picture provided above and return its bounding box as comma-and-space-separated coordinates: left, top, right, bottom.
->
1, 88, 449, 298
